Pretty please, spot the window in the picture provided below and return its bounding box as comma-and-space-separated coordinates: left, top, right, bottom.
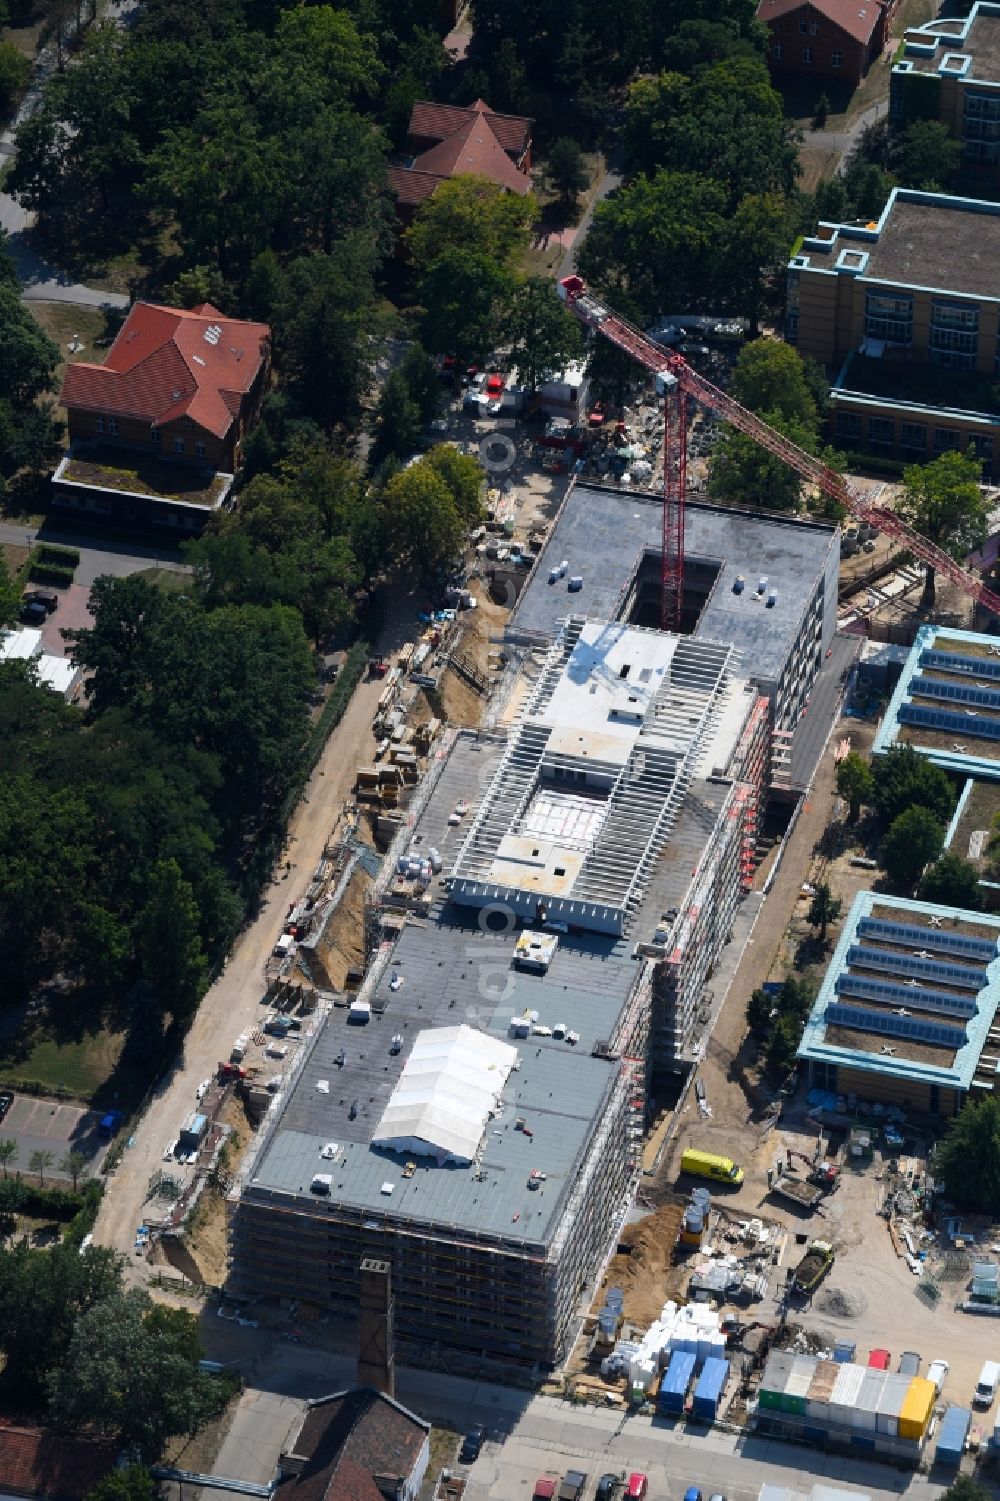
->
174, 438, 185, 454
934, 427, 961, 453
108, 416, 118, 435
151, 427, 160, 444
812, 1061, 838, 1091
95, 415, 104, 433
901, 421, 927, 455
865, 290, 912, 344
786, 309, 799, 343
831, 48, 842, 66
835, 412, 861, 441
931, 347, 975, 369
932, 301, 979, 332
773, 40, 783, 58
966, 93, 1000, 120
802, 45, 813, 61
799, 16, 807, 30
868, 416, 894, 449
809, 19, 818, 32
965, 139, 1000, 162
195, 441, 206, 458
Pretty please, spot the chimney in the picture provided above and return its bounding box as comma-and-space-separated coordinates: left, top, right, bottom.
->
358, 1257, 395, 1397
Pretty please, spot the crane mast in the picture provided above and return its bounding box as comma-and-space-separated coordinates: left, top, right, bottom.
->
557, 275, 1000, 625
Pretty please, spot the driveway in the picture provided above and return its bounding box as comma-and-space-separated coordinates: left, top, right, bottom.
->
39, 581, 93, 656
557, 156, 622, 280
212, 1390, 304, 1485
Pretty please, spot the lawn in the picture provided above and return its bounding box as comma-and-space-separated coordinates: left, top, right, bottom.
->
1, 541, 31, 581
133, 565, 191, 591
27, 302, 112, 400
0, 1028, 125, 1100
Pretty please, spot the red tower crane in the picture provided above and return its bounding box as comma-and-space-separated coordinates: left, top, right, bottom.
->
557, 275, 1000, 630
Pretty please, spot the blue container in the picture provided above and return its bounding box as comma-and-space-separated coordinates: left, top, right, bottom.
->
805, 1426, 828, 1444
692, 1357, 729, 1423
850, 1433, 875, 1450
936, 1406, 971, 1467
833, 1340, 857, 1364
659, 1351, 696, 1415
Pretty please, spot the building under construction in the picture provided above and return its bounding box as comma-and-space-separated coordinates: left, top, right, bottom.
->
227, 618, 786, 1370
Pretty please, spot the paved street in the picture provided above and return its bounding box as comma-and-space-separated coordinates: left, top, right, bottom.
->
211, 1390, 303, 1485
0, 519, 188, 588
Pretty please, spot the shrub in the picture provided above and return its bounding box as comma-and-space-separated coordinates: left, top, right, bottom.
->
0, 1175, 88, 1221
37, 543, 80, 565
28, 563, 75, 587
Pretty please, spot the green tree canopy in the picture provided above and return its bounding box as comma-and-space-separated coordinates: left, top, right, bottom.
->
807, 882, 842, 945
136, 858, 208, 1024
899, 449, 988, 600
0, 1240, 123, 1403
836, 751, 874, 822
546, 137, 589, 208
731, 339, 819, 429
85, 1466, 156, 1501
418, 248, 513, 364
503, 277, 583, 394
897, 119, 962, 191
881, 805, 945, 890
917, 852, 983, 910
381, 460, 467, 584
872, 744, 956, 829
708, 409, 819, 511
371, 370, 421, 467
422, 444, 484, 527
937, 1097, 1000, 1211
405, 175, 536, 274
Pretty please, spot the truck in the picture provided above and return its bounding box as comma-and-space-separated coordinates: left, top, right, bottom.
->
791, 1239, 836, 1295
557, 1474, 588, 1501
771, 1174, 826, 1211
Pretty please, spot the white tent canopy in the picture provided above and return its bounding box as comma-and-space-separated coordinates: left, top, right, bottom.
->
372, 1025, 518, 1164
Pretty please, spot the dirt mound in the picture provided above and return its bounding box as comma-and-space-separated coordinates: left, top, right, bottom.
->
598, 1201, 687, 1328
816, 1285, 868, 1319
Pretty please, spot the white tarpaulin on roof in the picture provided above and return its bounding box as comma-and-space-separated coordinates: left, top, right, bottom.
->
372, 1024, 518, 1164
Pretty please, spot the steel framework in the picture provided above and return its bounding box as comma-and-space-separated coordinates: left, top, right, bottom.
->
557, 276, 1000, 627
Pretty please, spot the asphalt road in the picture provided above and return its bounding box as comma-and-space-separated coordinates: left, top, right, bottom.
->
0, 520, 188, 588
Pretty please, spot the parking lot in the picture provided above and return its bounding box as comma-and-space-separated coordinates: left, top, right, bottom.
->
2, 1093, 110, 1180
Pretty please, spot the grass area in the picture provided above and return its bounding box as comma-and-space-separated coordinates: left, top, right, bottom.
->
133, 566, 191, 591
65, 446, 228, 505
1, 541, 31, 580
420, 1429, 459, 1500
0, 1028, 125, 1100
27, 302, 111, 400
798, 143, 843, 193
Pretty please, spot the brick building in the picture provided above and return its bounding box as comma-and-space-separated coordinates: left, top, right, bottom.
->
758, 0, 887, 85
388, 99, 532, 226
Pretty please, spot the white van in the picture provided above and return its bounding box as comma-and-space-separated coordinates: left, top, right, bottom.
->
974, 1360, 1000, 1407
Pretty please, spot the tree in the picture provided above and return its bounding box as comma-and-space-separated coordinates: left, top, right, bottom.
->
48, 1289, 226, 1460
0, 1140, 17, 1179
0, 1240, 124, 1402
937, 1096, 1000, 1211
917, 852, 983, 910
731, 339, 819, 430
746, 987, 772, 1036
881, 806, 945, 890
422, 444, 484, 526
777, 973, 816, 1022
86, 1467, 156, 1501
503, 277, 583, 395
405, 175, 536, 275
709, 409, 820, 511
0, 556, 20, 629
836, 751, 874, 822
381, 461, 466, 583
937, 1478, 991, 1501
765, 1013, 802, 1079
813, 91, 831, 128
872, 744, 956, 829
418, 249, 512, 364
807, 882, 842, 946
136, 859, 207, 1025
371, 370, 421, 466
0, 42, 30, 114
546, 137, 589, 211
898, 120, 962, 191
59, 1151, 87, 1191
398, 344, 440, 425
29, 1150, 54, 1186
899, 449, 988, 600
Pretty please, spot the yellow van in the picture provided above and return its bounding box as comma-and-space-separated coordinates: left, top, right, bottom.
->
680, 1148, 744, 1186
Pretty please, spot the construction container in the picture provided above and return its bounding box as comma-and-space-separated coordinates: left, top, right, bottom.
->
833, 1340, 857, 1364
659, 1350, 696, 1415
876, 1373, 912, 1437
936, 1406, 971, 1467
898, 1378, 936, 1440
830, 1363, 866, 1427
784, 1355, 815, 1416
805, 1360, 840, 1420
692, 1357, 729, 1423
758, 1352, 794, 1411
854, 1369, 888, 1431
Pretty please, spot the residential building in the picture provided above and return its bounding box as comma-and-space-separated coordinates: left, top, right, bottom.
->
55, 301, 270, 531
787, 187, 1000, 474
388, 99, 532, 226
796, 890, 1000, 1117
276, 1390, 430, 1501
0, 1426, 114, 1501
758, 0, 888, 86
891, 1, 1000, 172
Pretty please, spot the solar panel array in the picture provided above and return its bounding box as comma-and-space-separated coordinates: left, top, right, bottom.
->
826, 1002, 966, 1049
847, 943, 987, 991
921, 648, 1000, 682
898, 702, 1000, 740
835, 973, 978, 1018
915, 677, 1000, 712
857, 917, 998, 961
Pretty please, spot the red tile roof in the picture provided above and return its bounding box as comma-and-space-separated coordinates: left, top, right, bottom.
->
387, 165, 443, 207
411, 114, 533, 195
408, 99, 531, 159
277, 1390, 429, 1501
756, 0, 883, 44
61, 302, 270, 441
0, 1425, 115, 1500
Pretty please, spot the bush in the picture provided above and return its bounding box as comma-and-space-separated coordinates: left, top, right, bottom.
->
28, 563, 75, 587
37, 543, 80, 565
0, 1175, 88, 1221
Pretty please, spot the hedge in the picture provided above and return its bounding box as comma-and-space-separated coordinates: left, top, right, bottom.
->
0, 1175, 88, 1221
36, 543, 80, 566
28, 563, 76, 587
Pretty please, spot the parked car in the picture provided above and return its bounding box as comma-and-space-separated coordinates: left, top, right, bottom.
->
684, 1489, 703, 1501
20, 599, 47, 625
625, 1477, 648, 1499
459, 1425, 485, 1464
974, 1360, 1000, 1407
557, 1472, 587, 1501
928, 1359, 950, 1394
24, 590, 58, 613
0, 1091, 12, 1123
596, 1477, 620, 1501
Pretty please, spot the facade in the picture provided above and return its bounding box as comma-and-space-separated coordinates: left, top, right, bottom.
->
872, 623, 1000, 779
277, 1390, 430, 1501
796, 890, 1000, 1116
891, 1, 1000, 172
788, 188, 1000, 475
56, 302, 270, 530
758, 0, 887, 86
228, 622, 772, 1372
388, 99, 532, 226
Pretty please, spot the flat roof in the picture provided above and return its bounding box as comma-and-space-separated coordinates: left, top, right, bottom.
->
864, 196, 1000, 300
508, 486, 836, 683
896, 1, 1000, 80
873, 624, 1000, 777
946, 776, 1000, 876
797, 891, 1000, 1091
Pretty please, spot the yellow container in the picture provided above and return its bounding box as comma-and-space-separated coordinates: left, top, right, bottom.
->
898, 1377, 936, 1439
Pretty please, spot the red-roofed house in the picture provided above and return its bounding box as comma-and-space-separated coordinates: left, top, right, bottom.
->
388, 99, 532, 226
276, 1389, 430, 1501
0, 1424, 115, 1500
54, 301, 270, 530
758, 0, 888, 84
